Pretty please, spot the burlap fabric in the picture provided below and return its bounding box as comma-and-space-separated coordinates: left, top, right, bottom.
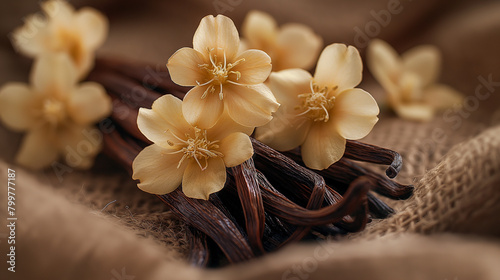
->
1, 0, 500, 279
358, 124, 500, 239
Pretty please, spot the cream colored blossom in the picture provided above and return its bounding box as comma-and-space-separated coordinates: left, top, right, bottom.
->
132, 94, 254, 200
241, 10, 323, 71
255, 44, 379, 170
167, 14, 279, 129
11, 0, 108, 79
0, 54, 111, 169
367, 39, 463, 121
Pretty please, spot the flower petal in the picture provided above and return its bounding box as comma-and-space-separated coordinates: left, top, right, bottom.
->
59, 125, 102, 169
208, 110, 254, 141
31, 53, 78, 97
366, 39, 401, 91
394, 103, 434, 121
301, 124, 346, 170
254, 113, 311, 152
182, 86, 224, 129
74, 52, 94, 80
193, 15, 240, 60
218, 132, 253, 167
43, 0, 75, 21
331, 89, 379, 140
137, 94, 191, 148
398, 72, 423, 103
402, 45, 441, 87
182, 157, 227, 200
224, 84, 279, 127
242, 10, 278, 49
68, 82, 111, 125
76, 7, 108, 50
0, 83, 36, 131
15, 129, 59, 170
254, 69, 313, 150
275, 23, 323, 70
238, 38, 249, 53
314, 44, 363, 94
423, 84, 463, 110
231, 50, 271, 85
267, 69, 312, 109
167, 48, 208, 87
11, 15, 48, 57
132, 144, 184, 195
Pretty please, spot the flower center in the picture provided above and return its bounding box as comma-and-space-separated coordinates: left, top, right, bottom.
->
197, 48, 245, 100
296, 81, 336, 122
399, 72, 423, 103
166, 127, 223, 171
57, 28, 85, 67
41, 98, 67, 127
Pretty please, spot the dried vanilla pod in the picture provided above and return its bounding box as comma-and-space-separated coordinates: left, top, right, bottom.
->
89, 57, 413, 266
186, 226, 210, 266
232, 159, 266, 254
345, 140, 403, 178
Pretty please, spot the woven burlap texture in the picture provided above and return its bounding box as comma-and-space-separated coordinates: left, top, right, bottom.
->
355, 124, 500, 239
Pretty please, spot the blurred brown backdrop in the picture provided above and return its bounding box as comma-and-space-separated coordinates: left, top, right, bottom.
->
1, 0, 499, 87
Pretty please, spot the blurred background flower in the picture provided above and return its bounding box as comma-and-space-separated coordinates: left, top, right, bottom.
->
11, 0, 108, 79
240, 10, 323, 71
0, 53, 111, 169
367, 39, 463, 121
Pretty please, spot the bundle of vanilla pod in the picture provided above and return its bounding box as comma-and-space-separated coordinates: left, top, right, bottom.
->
88, 56, 412, 265
1, 1, 420, 266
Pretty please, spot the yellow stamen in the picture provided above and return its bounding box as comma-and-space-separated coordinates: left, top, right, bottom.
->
41, 98, 66, 127
165, 128, 223, 171
195, 48, 245, 100
296, 80, 336, 122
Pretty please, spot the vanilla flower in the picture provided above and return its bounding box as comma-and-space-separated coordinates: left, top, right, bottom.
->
12, 0, 108, 79
167, 14, 279, 129
367, 39, 463, 121
241, 10, 323, 71
0, 54, 111, 169
132, 94, 254, 200
254, 44, 379, 170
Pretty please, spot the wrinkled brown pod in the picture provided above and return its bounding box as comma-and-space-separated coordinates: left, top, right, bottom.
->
88, 57, 413, 266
